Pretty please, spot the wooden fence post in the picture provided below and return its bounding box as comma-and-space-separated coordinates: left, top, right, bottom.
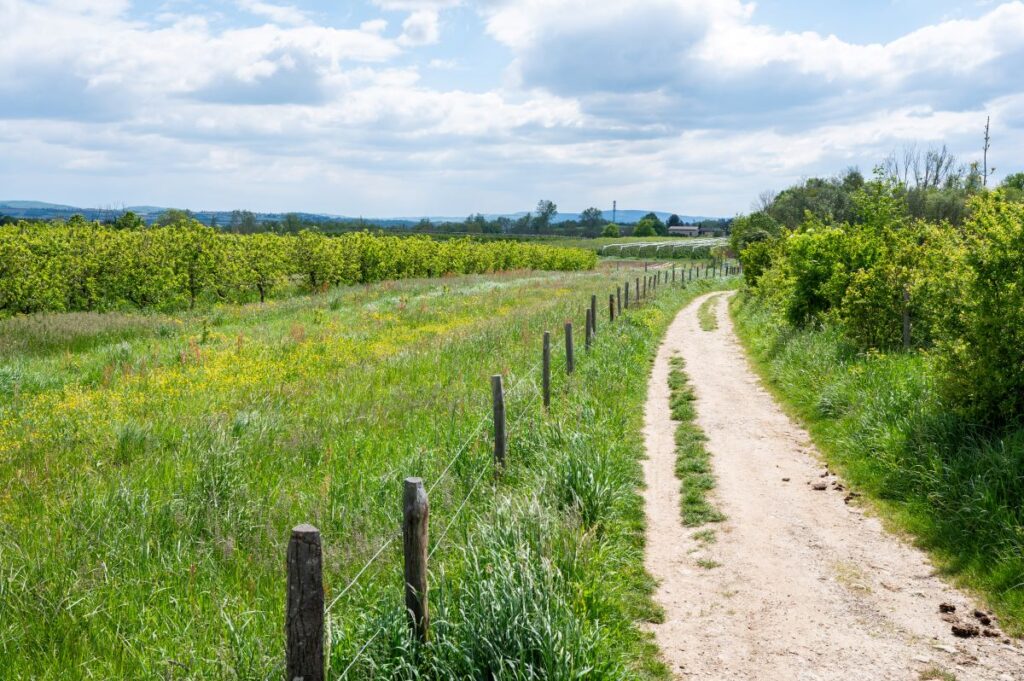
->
287, 524, 324, 681
636, 277, 641, 301
403, 478, 429, 642
491, 375, 506, 467
617, 286, 622, 315
624, 282, 630, 308
565, 322, 574, 374
590, 294, 597, 335
641, 277, 646, 299
609, 293, 615, 323
585, 309, 593, 351
542, 332, 551, 408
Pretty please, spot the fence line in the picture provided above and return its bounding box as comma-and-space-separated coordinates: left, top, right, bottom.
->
294, 260, 744, 677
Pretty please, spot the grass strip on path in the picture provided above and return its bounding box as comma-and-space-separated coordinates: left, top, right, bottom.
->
669, 356, 725, 527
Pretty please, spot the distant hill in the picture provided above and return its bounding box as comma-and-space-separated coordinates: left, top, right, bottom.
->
0, 201, 723, 226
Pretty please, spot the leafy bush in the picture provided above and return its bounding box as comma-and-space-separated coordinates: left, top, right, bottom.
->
935, 193, 1024, 423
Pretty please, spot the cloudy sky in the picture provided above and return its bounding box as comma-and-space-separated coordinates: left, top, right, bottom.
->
2, 0, 1023, 217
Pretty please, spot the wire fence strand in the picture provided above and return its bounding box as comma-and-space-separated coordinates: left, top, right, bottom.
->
335, 625, 385, 680
428, 461, 492, 559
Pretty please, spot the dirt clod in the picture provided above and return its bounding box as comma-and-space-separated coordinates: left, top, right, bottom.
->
939, 603, 956, 614
811, 481, 828, 491
952, 623, 980, 638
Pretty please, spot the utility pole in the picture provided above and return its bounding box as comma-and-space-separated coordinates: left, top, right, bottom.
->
612, 200, 617, 224
983, 116, 992, 188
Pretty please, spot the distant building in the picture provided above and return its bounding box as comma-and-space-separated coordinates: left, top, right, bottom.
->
668, 225, 699, 237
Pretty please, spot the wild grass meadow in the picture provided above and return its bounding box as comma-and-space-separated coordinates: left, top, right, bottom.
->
0, 262, 733, 678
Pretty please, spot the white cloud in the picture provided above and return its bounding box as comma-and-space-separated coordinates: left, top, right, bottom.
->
0, 0, 1023, 216
236, 0, 311, 27
373, 0, 462, 9
398, 9, 440, 46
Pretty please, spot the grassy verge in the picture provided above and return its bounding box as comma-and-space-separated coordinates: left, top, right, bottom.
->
669, 357, 724, 527
0, 266, 733, 678
731, 292, 1024, 634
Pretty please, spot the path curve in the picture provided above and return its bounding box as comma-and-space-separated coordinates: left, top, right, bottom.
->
642, 291, 1024, 681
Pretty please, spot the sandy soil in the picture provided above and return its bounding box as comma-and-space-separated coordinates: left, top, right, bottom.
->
642, 291, 1024, 681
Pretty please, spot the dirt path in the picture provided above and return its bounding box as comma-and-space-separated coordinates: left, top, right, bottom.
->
642, 292, 1024, 681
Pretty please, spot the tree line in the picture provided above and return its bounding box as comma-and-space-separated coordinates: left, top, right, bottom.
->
1, 201, 732, 239
0, 217, 597, 315
733, 153, 1024, 424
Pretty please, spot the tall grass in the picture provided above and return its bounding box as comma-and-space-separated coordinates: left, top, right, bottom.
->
731, 293, 1024, 633
0, 266, 734, 678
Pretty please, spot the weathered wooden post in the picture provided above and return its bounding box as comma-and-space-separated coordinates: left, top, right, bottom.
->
565, 322, 574, 374
617, 286, 622, 315
624, 282, 630, 308
672, 266, 676, 283
491, 375, 506, 467
642, 277, 646, 299
403, 478, 429, 642
636, 277, 641, 301
590, 294, 597, 335
542, 332, 551, 408
585, 308, 593, 351
287, 524, 324, 681
609, 293, 615, 323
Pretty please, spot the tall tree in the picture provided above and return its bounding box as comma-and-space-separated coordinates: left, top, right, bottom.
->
154, 208, 194, 227
534, 200, 558, 232
579, 207, 605, 236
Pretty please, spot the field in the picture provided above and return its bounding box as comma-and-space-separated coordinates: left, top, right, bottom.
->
544, 236, 729, 259
0, 261, 734, 678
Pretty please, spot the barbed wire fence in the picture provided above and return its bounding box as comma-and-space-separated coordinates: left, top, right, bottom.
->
284, 259, 743, 681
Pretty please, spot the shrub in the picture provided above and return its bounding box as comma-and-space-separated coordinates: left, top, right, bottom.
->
935, 192, 1024, 423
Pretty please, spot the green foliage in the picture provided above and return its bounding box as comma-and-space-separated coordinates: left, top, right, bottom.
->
738, 238, 776, 287
934, 193, 1024, 424
0, 220, 597, 315
729, 211, 781, 255
635, 212, 665, 237
633, 221, 657, 237
601, 223, 620, 238
112, 211, 144, 230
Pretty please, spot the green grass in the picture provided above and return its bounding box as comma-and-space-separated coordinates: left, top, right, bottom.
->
695, 558, 722, 570
668, 356, 725, 527
731, 292, 1024, 635
697, 294, 722, 331
919, 668, 957, 681
0, 263, 735, 678
692, 529, 717, 544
